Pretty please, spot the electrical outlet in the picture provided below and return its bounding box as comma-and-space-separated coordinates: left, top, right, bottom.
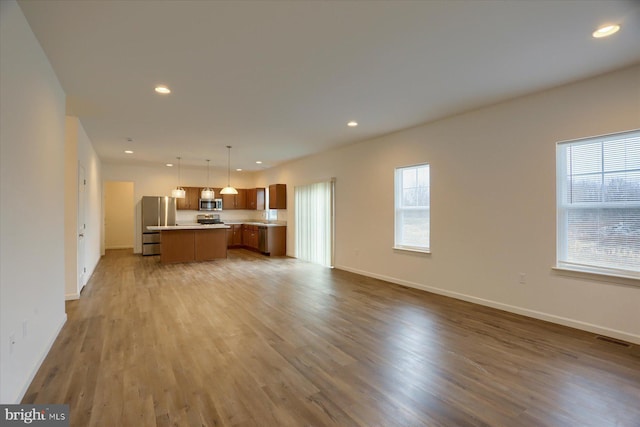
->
519, 273, 527, 284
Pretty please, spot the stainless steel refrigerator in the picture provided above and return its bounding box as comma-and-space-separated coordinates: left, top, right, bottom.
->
142, 196, 176, 255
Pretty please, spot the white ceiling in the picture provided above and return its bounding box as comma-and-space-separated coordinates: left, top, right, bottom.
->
17, 0, 640, 171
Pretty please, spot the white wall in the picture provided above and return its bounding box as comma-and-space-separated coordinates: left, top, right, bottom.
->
77, 119, 102, 285
0, 0, 67, 403
64, 117, 79, 300
257, 64, 640, 344
102, 163, 263, 253
63, 117, 102, 299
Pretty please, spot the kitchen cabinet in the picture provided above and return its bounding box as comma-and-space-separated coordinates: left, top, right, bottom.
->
160, 229, 194, 263
176, 187, 200, 210
242, 225, 259, 249
269, 184, 287, 209
247, 188, 265, 210
159, 228, 227, 263
227, 224, 243, 247
265, 226, 286, 256
194, 229, 228, 261
222, 188, 247, 210
233, 224, 286, 255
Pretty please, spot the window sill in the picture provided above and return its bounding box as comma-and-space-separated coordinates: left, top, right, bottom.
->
552, 266, 639, 287
393, 246, 431, 255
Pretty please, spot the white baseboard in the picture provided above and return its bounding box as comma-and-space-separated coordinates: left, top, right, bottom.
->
14, 313, 67, 404
105, 245, 133, 250
335, 265, 640, 345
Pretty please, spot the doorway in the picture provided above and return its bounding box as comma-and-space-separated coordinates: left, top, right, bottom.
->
104, 181, 135, 250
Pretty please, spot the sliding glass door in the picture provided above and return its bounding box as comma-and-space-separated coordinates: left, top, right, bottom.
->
294, 179, 334, 267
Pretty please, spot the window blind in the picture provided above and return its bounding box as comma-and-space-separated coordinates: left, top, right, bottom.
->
557, 130, 640, 278
294, 180, 334, 267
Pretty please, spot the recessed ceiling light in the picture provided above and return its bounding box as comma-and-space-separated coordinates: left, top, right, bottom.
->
124, 150, 134, 154
236, 168, 243, 171
256, 161, 262, 164
347, 121, 358, 127
155, 85, 171, 94
593, 24, 620, 38
166, 163, 174, 167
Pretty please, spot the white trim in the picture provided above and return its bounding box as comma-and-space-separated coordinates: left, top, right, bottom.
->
393, 246, 431, 254
556, 127, 640, 146
334, 264, 640, 345
552, 266, 639, 286
13, 313, 67, 404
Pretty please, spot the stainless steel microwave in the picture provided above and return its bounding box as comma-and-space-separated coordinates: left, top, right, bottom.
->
199, 198, 222, 211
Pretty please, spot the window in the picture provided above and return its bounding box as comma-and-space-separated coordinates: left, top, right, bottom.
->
295, 180, 334, 267
395, 163, 430, 252
556, 129, 640, 279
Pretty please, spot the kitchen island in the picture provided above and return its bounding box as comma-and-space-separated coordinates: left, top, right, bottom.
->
147, 224, 230, 264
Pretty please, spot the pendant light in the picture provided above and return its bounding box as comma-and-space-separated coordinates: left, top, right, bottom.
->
201, 159, 215, 200
171, 156, 186, 198
220, 145, 238, 195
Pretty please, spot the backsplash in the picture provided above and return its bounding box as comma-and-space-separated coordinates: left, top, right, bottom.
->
176, 209, 266, 224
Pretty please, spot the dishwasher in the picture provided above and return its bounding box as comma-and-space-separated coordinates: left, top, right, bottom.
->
258, 226, 268, 253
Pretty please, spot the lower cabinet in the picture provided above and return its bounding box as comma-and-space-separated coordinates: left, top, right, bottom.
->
160, 230, 194, 263
194, 229, 228, 261
227, 224, 243, 247
160, 229, 227, 263
227, 224, 286, 256
265, 226, 286, 256
242, 225, 259, 250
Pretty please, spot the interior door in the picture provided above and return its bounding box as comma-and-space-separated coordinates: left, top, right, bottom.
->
78, 164, 86, 292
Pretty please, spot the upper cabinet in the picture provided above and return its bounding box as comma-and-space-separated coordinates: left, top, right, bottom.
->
176, 187, 200, 210
269, 184, 287, 209
247, 188, 265, 210
175, 186, 268, 211
222, 188, 247, 210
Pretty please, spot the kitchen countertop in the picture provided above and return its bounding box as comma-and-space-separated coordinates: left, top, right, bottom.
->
148, 224, 230, 230
225, 221, 286, 227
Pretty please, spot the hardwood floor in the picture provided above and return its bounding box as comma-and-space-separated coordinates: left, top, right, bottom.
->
23, 249, 640, 426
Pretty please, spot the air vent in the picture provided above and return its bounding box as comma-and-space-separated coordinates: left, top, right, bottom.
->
595, 335, 632, 348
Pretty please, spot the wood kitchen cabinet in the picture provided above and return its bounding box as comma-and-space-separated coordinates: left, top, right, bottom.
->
265, 226, 286, 256
247, 188, 265, 210
228, 224, 286, 255
242, 225, 259, 249
222, 188, 247, 210
194, 229, 227, 261
160, 229, 194, 262
176, 187, 200, 210
268, 184, 287, 209
160, 228, 227, 263
227, 224, 243, 247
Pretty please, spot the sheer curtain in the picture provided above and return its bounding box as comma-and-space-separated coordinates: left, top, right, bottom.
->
295, 179, 334, 267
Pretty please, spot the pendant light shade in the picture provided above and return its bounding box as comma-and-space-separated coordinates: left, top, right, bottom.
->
171, 188, 186, 198
171, 156, 186, 198
220, 145, 238, 195
201, 159, 215, 200
201, 189, 214, 199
